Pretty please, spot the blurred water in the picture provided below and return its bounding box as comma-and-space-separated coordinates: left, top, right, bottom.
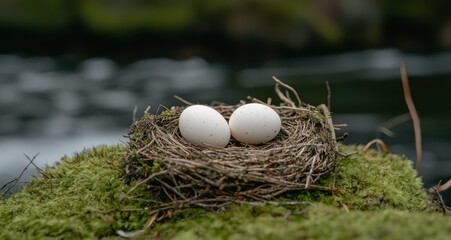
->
1, 49, 450, 204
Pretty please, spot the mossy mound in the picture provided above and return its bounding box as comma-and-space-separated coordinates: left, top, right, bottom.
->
0, 145, 449, 239
316, 145, 428, 211
0, 146, 151, 239
156, 204, 450, 240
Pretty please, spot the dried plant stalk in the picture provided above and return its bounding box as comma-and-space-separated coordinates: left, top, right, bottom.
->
400, 61, 422, 173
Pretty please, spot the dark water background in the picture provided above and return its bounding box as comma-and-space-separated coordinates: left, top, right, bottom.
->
1, 49, 450, 204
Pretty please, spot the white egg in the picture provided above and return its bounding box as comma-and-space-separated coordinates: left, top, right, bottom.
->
229, 103, 281, 144
178, 105, 230, 148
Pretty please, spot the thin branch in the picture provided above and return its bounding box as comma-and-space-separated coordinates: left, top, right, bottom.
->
362, 139, 390, 153
325, 81, 331, 112
272, 76, 302, 106
133, 105, 138, 122
274, 83, 295, 107
400, 61, 422, 173
320, 104, 338, 153
427, 180, 451, 214
174, 95, 194, 106
0, 179, 16, 191
144, 212, 159, 230
428, 179, 451, 193
375, 113, 411, 139
144, 106, 151, 114
2, 153, 39, 195
119, 170, 169, 201
24, 153, 48, 179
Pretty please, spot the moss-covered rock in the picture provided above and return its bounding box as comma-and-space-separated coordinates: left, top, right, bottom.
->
154, 204, 451, 240
0, 144, 449, 239
312, 145, 429, 211
0, 146, 150, 239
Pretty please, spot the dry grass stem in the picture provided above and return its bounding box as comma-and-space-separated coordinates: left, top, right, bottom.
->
1, 153, 40, 195
400, 61, 422, 173
174, 95, 194, 106
326, 81, 331, 111
272, 76, 302, 107
428, 180, 451, 214
375, 113, 411, 139
362, 139, 390, 153
428, 179, 451, 193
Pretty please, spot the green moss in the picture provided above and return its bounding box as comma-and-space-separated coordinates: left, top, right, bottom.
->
0, 144, 447, 239
321, 145, 429, 211
300, 205, 451, 240
133, 131, 142, 139
158, 204, 450, 240
0, 145, 150, 239
151, 159, 161, 173
155, 205, 306, 240
159, 108, 177, 119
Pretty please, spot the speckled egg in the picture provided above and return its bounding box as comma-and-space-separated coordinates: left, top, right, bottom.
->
178, 105, 230, 148
229, 103, 281, 144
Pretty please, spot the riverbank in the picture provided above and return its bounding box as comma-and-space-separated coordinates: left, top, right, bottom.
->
0, 144, 449, 239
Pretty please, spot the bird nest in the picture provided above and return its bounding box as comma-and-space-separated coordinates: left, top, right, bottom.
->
123, 79, 339, 221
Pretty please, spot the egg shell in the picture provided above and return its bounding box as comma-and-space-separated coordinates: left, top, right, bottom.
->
178, 105, 231, 148
229, 103, 281, 144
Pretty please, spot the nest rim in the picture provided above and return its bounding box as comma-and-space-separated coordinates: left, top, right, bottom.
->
123, 79, 339, 223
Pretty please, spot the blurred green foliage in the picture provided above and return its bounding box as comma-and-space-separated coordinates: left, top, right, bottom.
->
72, 0, 344, 44
0, 0, 71, 31
0, 0, 449, 55
78, 0, 197, 33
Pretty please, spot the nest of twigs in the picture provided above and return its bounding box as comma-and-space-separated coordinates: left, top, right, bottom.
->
123, 79, 339, 222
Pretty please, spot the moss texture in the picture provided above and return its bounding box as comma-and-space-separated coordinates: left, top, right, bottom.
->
1, 145, 449, 239
0, 146, 150, 239
313, 144, 428, 211
155, 204, 451, 240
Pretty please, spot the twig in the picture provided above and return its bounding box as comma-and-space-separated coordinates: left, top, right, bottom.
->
1, 179, 17, 191
174, 95, 194, 106
400, 61, 422, 173
133, 105, 138, 122
341, 203, 350, 213
305, 155, 317, 189
144, 212, 159, 230
274, 83, 296, 107
363, 139, 390, 153
319, 104, 340, 191
320, 104, 338, 152
144, 106, 151, 114
375, 113, 411, 139
428, 179, 451, 193
428, 181, 450, 214
325, 81, 331, 112
336, 132, 349, 141
272, 76, 302, 106
155, 179, 187, 200
119, 170, 169, 201
233, 200, 315, 207
2, 153, 39, 195
24, 154, 48, 179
